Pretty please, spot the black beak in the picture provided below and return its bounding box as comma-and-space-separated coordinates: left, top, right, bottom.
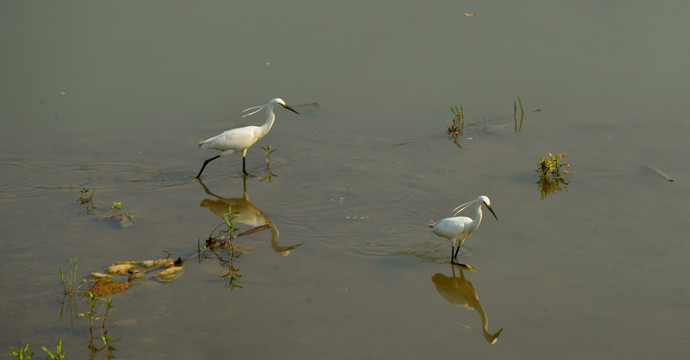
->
282, 104, 299, 115
487, 205, 498, 220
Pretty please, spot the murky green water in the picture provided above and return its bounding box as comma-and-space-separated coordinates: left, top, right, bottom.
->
2, 1, 689, 359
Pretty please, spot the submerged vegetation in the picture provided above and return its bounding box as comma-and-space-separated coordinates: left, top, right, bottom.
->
200, 206, 257, 290
104, 201, 135, 227
77, 188, 96, 214
536, 152, 571, 199
60, 258, 81, 298
76, 189, 135, 227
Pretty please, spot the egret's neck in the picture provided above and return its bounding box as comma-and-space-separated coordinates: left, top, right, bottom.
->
261, 106, 276, 136
473, 202, 483, 228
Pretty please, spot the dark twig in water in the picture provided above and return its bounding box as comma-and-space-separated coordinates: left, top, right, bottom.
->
644, 165, 674, 182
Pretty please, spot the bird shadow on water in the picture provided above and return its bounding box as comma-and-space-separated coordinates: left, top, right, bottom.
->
431, 264, 503, 344
198, 175, 303, 256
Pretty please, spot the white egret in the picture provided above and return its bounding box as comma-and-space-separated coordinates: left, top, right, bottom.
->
429, 195, 498, 265
196, 98, 299, 178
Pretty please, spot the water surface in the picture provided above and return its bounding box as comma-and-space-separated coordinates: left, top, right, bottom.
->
2, 1, 689, 359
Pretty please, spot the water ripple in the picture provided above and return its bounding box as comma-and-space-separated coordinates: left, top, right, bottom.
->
0, 161, 196, 199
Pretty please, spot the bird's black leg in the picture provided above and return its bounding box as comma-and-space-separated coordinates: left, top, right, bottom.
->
242, 156, 248, 175
196, 155, 220, 179
451, 246, 456, 261
453, 246, 461, 260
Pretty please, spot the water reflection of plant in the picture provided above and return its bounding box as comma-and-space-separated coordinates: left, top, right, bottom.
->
536, 152, 571, 199
201, 241, 247, 290
200, 206, 256, 290
258, 166, 278, 182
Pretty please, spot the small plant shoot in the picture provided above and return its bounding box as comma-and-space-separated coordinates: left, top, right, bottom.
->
9, 344, 34, 360
259, 145, 277, 165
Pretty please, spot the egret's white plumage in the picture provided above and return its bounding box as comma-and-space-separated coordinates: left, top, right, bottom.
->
196, 98, 299, 178
430, 195, 498, 265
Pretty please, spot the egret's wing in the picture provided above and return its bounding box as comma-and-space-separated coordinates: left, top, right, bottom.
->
431, 217, 471, 238
198, 133, 222, 147
200, 127, 259, 151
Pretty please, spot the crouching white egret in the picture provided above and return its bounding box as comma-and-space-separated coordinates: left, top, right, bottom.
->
430, 195, 498, 266
196, 98, 299, 178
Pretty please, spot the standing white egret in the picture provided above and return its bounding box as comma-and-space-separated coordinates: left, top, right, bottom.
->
430, 195, 498, 265
196, 98, 299, 178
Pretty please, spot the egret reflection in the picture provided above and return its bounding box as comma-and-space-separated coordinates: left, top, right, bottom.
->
198, 176, 302, 255
431, 265, 503, 344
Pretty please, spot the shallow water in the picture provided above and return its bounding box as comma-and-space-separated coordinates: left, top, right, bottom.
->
2, 1, 690, 359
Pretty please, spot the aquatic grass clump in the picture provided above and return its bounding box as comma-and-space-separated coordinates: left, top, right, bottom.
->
60, 258, 80, 297
513, 96, 524, 116
41, 340, 65, 360
448, 104, 465, 134
536, 152, 571, 199
59, 259, 84, 326
10, 341, 67, 360
9, 344, 34, 359
537, 152, 569, 179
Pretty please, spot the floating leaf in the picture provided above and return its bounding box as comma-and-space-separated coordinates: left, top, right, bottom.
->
154, 265, 184, 282
128, 272, 146, 280
105, 263, 136, 275
137, 259, 175, 268
90, 272, 112, 279
87, 278, 132, 297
